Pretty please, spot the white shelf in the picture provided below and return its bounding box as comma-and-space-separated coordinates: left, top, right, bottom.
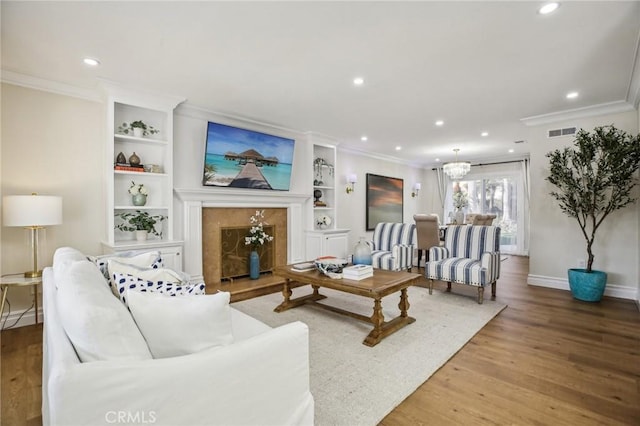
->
114, 170, 169, 177
114, 134, 168, 145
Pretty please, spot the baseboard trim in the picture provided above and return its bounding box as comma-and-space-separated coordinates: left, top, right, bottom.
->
527, 274, 637, 300
1, 307, 41, 330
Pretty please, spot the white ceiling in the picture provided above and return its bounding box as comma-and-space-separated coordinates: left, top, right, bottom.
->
2, 1, 639, 166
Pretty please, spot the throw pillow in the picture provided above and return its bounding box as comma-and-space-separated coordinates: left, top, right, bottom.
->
113, 271, 206, 306
127, 290, 234, 358
56, 260, 152, 362
107, 259, 189, 289
89, 251, 162, 296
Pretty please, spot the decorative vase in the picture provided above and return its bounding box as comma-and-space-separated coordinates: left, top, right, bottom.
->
132, 127, 144, 138
249, 250, 260, 280
568, 268, 607, 302
455, 209, 465, 225
135, 230, 148, 242
116, 152, 127, 164
129, 152, 141, 166
353, 237, 372, 265
132, 193, 147, 206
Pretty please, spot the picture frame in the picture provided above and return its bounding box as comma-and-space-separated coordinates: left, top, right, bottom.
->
366, 173, 404, 230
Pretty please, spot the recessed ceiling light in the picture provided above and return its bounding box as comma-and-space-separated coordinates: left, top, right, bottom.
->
566, 91, 579, 99
83, 57, 100, 66
539, 2, 559, 15
508, 149, 515, 153
353, 77, 364, 86
395, 146, 402, 151
435, 158, 441, 162
361, 136, 368, 142
435, 120, 444, 126
481, 132, 489, 137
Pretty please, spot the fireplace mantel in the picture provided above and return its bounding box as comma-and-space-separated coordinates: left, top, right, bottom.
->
174, 188, 310, 281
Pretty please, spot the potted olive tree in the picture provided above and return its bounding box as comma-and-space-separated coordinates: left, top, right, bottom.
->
546, 125, 640, 302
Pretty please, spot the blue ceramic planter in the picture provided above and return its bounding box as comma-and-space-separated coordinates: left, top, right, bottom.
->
568, 268, 607, 302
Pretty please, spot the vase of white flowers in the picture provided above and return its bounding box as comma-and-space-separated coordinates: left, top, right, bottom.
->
129, 181, 148, 206
452, 189, 468, 224
245, 210, 274, 279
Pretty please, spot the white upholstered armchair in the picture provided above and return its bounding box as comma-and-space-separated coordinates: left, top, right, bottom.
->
425, 225, 501, 304
370, 222, 416, 271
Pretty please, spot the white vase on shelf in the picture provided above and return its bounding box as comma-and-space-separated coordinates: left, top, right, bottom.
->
135, 230, 148, 241
132, 127, 144, 138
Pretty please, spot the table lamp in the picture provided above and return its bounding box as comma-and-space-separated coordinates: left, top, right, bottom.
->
2, 193, 63, 277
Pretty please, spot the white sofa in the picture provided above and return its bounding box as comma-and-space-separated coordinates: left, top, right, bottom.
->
42, 247, 314, 426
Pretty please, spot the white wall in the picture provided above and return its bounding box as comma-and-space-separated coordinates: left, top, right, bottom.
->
1, 83, 105, 318
337, 149, 430, 250
527, 110, 639, 299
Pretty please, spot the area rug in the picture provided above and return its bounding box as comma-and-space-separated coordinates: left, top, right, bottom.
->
232, 285, 507, 426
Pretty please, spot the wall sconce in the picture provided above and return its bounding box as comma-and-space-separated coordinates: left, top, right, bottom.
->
346, 173, 358, 194
411, 183, 421, 198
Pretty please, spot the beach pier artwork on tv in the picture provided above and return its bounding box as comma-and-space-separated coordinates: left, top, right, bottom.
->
203, 121, 295, 191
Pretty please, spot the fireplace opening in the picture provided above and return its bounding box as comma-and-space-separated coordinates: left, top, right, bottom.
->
220, 225, 275, 280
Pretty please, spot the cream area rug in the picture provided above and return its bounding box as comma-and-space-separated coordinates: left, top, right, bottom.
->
233, 285, 507, 426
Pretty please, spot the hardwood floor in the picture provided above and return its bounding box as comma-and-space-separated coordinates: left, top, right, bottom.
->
1, 256, 639, 425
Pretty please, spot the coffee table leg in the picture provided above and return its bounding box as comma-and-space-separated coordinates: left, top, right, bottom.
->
274, 279, 293, 312
398, 288, 410, 318
364, 298, 384, 346
274, 279, 326, 313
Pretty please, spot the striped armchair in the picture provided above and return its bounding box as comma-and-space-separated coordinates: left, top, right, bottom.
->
425, 225, 501, 304
370, 222, 416, 271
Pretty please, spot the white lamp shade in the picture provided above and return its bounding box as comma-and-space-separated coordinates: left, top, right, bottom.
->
3, 195, 63, 227
347, 173, 358, 184
414, 183, 422, 190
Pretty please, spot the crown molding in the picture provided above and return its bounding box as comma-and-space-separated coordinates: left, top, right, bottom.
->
1, 69, 101, 102
520, 100, 634, 127
338, 144, 427, 169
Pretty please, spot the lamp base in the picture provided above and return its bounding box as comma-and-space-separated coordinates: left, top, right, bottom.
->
24, 270, 42, 278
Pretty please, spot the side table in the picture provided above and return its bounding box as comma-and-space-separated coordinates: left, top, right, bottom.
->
1, 274, 42, 325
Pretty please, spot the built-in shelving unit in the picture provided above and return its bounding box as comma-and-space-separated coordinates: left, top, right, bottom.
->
305, 133, 349, 259
101, 83, 185, 270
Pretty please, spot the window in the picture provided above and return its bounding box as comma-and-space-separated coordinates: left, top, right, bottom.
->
444, 163, 528, 255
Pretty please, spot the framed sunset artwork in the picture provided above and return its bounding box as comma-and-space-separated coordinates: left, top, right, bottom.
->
366, 173, 404, 230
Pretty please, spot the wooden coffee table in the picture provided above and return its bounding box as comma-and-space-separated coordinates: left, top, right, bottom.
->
273, 265, 421, 346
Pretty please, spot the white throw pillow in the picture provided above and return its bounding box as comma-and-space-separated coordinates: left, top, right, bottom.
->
127, 290, 234, 358
89, 251, 162, 296
52, 247, 90, 289
112, 271, 206, 306
56, 260, 152, 362
108, 259, 188, 288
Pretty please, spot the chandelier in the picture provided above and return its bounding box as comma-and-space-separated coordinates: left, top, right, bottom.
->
442, 149, 471, 180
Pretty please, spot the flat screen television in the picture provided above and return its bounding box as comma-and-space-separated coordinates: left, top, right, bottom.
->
202, 121, 295, 191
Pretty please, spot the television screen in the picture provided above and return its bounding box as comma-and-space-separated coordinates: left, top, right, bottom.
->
202, 121, 295, 191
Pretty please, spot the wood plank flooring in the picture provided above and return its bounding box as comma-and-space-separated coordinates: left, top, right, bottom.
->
1, 256, 639, 425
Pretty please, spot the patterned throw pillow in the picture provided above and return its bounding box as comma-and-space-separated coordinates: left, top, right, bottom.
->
88, 251, 163, 295
113, 272, 206, 306
107, 260, 189, 298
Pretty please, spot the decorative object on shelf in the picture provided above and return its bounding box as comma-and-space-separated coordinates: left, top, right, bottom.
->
116, 152, 127, 164
244, 210, 274, 280
314, 157, 334, 180
313, 179, 323, 186
135, 230, 149, 241
353, 237, 373, 265
443, 148, 471, 180
546, 125, 640, 302
128, 181, 148, 206
115, 210, 166, 239
118, 120, 160, 137
2, 193, 63, 277
316, 215, 332, 229
411, 183, 421, 198
314, 189, 326, 207
346, 173, 357, 194
129, 152, 141, 166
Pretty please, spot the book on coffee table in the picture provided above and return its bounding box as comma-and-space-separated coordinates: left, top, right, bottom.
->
342, 264, 374, 280
291, 262, 315, 272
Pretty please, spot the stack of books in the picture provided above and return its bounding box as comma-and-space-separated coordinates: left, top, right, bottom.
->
342, 264, 373, 280
114, 163, 144, 172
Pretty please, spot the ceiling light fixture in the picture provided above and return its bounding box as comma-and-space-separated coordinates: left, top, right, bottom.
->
481, 132, 489, 137
508, 149, 515, 153
566, 91, 579, 99
395, 146, 402, 151
539, 2, 559, 15
353, 77, 364, 86
442, 149, 471, 180
83, 57, 100, 66
435, 120, 444, 126
361, 136, 368, 141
